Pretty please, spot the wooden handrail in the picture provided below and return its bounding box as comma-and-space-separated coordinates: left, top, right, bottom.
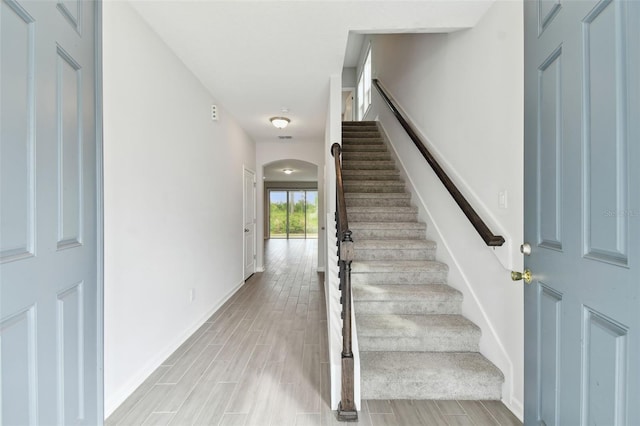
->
331, 143, 357, 422
372, 79, 505, 247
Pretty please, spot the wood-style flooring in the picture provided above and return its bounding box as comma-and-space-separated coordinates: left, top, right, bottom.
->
106, 239, 522, 426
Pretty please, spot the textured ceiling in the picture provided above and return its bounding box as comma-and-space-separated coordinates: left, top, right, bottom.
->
129, 0, 493, 145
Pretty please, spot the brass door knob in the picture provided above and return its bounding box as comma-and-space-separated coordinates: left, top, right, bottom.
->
511, 269, 532, 284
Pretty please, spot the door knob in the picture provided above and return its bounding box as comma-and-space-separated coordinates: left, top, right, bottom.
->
520, 243, 532, 256
511, 269, 532, 284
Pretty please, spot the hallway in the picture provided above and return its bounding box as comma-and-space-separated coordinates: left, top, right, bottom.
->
106, 240, 520, 425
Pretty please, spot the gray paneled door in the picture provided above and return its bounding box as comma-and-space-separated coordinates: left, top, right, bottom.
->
1, 0, 101, 424
524, 0, 639, 424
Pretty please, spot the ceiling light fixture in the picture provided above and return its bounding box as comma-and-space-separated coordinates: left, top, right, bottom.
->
270, 117, 290, 129
282, 169, 294, 175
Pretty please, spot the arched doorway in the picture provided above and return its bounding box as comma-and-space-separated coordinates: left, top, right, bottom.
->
263, 159, 318, 239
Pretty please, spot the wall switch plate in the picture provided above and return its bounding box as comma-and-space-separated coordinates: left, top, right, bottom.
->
499, 190, 508, 209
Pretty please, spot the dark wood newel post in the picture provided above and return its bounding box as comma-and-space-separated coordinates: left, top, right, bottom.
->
332, 143, 358, 422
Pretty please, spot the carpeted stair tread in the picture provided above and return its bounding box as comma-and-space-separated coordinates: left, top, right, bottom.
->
356, 314, 480, 352
353, 239, 436, 261
345, 192, 410, 200
348, 209, 419, 223
341, 144, 388, 152
354, 239, 432, 250
342, 138, 386, 145
356, 314, 476, 336
342, 170, 401, 181
341, 151, 392, 160
340, 120, 504, 402
345, 193, 412, 208
352, 260, 448, 273
352, 283, 461, 301
360, 352, 504, 400
349, 221, 424, 229
342, 168, 398, 174
341, 131, 380, 138
342, 160, 396, 170
344, 179, 403, 186
348, 206, 417, 213
344, 181, 406, 194
353, 285, 461, 314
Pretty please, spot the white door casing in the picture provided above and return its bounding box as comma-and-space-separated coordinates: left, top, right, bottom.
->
243, 168, 256, 280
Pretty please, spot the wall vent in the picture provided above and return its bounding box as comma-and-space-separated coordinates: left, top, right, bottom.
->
278, 136, 293, 140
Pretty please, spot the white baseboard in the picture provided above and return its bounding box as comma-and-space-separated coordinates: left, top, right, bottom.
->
104, 279, 246, 418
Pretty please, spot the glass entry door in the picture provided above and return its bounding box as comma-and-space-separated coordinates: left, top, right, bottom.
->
269, 190, 318, 239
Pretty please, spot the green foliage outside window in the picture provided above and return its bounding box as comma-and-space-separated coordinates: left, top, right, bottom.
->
269, 191, 318, 238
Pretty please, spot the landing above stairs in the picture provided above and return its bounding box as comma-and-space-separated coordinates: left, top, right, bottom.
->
341, 121, 504, 401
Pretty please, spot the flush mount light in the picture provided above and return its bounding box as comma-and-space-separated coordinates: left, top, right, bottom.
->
270, 117, 290, 129
282, 169, 294, 175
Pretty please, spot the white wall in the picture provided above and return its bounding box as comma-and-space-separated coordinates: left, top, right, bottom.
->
255, 140, 325, 272
363, 2, 524, 418
103, 1, 255, 416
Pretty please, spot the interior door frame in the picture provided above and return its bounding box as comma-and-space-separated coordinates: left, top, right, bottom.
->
243, 167, 256, 280
95, 0, 105, 421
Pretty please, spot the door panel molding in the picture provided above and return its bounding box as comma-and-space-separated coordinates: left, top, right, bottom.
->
56, 44, 84, 250
0, 0, 36, 262
0, 305, 38, 425
581, 306, 628, 426
56, 0, 82, 35
56, 281, 86, 424
537, 45, 563, 251
581, 0, 628, 266
538, 282, 562, 426
538, 0, 561, 35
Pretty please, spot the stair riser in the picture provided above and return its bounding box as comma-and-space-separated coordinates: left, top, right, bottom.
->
344, 185, 406, 193
350, 229, 426, 240
343, 162, 396, 170
342, 141, 385, 147
342, 152, 391, 160
342, 131, 380, 138
352, 271, 448, 285
348, 213, 417, 222
343, 125, 378, 131
342, 147, 388, 154
354, 300, 460, 315
342, 174, 400, 182
354, 249, 435, 261
357, 334, 479, 352
360, 380, 502, 400
345, 198, 412, 208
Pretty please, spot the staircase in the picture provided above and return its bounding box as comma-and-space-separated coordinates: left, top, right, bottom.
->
341, 121, 504, 400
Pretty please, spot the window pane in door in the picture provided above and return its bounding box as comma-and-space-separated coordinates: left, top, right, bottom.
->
306, 191, 318, 238
269, 191, 287, 238
289, 191, 306, 239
